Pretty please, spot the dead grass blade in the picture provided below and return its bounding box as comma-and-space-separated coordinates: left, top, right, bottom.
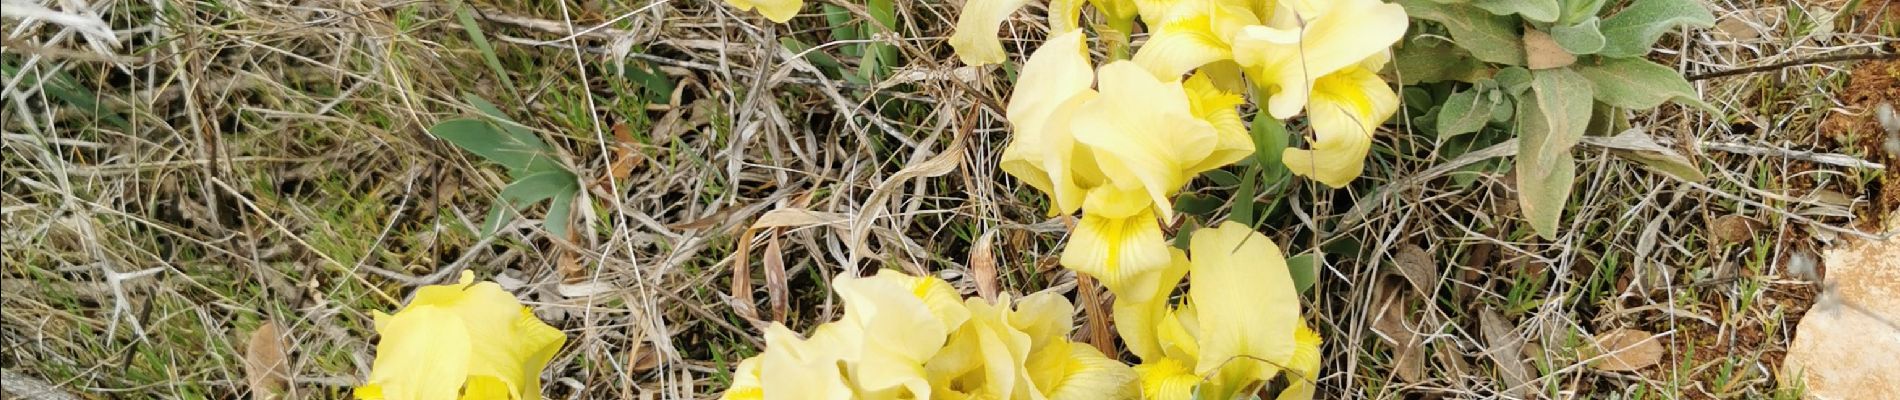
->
764, 228, 789, 323
1075, 274, 1117, 357
847, 131, 967, 272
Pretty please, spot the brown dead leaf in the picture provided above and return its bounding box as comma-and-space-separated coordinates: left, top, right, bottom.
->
1392, 245, 1438, 296
600, 123, 645, 186
1589, 328, 1666, 372
969, 230, 999, 302
1524, 28, 1576, 70
244, 322, 290, 399
1480, 310, 1534, 398
1711, 215, 1756, 245
1371, 280, 1426, 383
626, 325, 660, 374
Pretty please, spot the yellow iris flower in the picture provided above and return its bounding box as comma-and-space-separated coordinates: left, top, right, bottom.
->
723, 0, 801, 23
720, 271, 1137, 399
354, 271, 566, 400
1232, 0, 1407, 187
1113, 222, 1319, 400
998, 29, 1251, 311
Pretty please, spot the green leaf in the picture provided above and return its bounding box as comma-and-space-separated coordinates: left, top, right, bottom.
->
1438, 87, 1504, 138
779, 38, 845, 75
1515, 69, 1594, 239
1573, 57, 1714, 112
1394, 36, 1492, 84
430, 118, 560, 176
1401, 0, 1527, 65
1559, 0, 1610, 25
464, 95, 547, 151
1174, 193, 1225, 218
1230, 166, 1258, 226
1286, 252, 1318, 294
483, 170, 579, 237
618, 61, 677, 103
1551, 17, 1607, 54
1472, 0, 1560, 22
1495, 67, 1534, 96
1595, 0, 1716, 58
1249, 115, 1291, 188
2, 62, 130, 130
544, 187, 578, 238
450, 0, 515, 91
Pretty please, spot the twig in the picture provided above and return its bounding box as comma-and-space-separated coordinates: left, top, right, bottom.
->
1687, 51, 1897, 81
1694, 140, 1886, 170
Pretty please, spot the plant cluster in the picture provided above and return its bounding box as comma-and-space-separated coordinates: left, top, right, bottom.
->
351, 0, 1718, 398
1393, 0, 1718, 238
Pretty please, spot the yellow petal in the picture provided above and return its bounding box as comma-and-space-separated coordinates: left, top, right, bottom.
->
459, 376, 511, 400
1131, 0, 1259, 80
406, 272, 565, 400
1282, 66, 1396, 188
1029, 340, 1140, 400
877, 269, 973, 330
719, 357, 766, 400
1060, 209, 1172, 295
1050, 0, 1087, 33
759, 324, 858, 400
1001, 30, 1100, 215
930, 297, 1037, 398
1134, 359, 1199, 400
724, 0, 802, 23
833, 272, 953, 398
1231, 0, 1407, 119
1182, 72, 1254, 174
1071, 61, 1218, 217
1275, 324, 1325, 400
1110, 249, 1189, 361
1008, 292, 1076, 350
1155, 302, 1202, 363
362, 305, 471, 400
1187, 222, 1299, 393
949, 0, 1033, 65
1079, 183, 1152, 220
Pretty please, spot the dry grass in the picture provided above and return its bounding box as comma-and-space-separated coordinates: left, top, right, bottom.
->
1, 0, 1894, 399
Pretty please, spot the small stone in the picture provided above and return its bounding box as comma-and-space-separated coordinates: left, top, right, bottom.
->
1782, 235, 1900, 399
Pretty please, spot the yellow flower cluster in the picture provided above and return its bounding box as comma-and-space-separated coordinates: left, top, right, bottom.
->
719, 270, 1138, 399
355, 271, 566, 400
942, 0, 1410, 398
956, 0, 1407, 188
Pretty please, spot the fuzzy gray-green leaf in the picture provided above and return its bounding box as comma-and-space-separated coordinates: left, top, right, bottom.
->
1573, 57, 1713, 112
1596, 0, 1716, 58
1401, 0, 1527, 65
1472, 0, 1560, 22
1515, 69, 1594, 239
1438, 87, 1502, 138
1551, 17, 1607, 54
1395, 36, 1492, 84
